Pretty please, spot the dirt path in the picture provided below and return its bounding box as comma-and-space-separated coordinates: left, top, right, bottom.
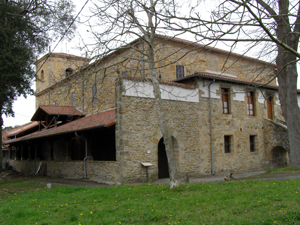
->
2, 170, 300, 187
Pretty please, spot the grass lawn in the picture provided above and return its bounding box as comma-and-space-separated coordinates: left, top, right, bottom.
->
0, 177, 300, 225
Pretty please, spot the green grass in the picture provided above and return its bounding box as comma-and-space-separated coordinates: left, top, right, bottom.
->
268, 166, 300, 173
1, 178, 300, 224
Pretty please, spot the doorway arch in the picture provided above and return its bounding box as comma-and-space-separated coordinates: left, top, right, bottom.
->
158, 136, 179, 179
270, 146, 288, 168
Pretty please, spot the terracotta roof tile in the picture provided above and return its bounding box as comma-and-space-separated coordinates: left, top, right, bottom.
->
31, 106, 85, 121
174, 72, 279, 89
5, 121, 39, 138
34, 53, 90, 65
4, 109, 115, 144
40, 105, 84, 116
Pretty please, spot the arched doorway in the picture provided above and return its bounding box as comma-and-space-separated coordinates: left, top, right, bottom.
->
158, 137, 179, 179
270, 146, 288, 168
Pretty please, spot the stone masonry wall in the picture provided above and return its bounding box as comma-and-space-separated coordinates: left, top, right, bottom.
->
35, 39, 276, 116
115, 78, 288, 183
9, 160, 120, 183
263, 119, 289, 162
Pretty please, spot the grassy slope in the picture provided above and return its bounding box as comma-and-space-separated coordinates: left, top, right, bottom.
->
0, 178, 300, 225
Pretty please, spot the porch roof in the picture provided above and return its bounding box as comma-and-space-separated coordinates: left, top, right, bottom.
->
6, 121, 40, 138
4, 109, 115, 144
31, 105, 85, 121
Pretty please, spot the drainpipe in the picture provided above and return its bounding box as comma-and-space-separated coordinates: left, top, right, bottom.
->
75, 131, 87, 179
208, 79, 215, 175
27, 141, 37, 174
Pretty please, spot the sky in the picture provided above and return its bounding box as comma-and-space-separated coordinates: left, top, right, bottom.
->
2, 0, 300, 128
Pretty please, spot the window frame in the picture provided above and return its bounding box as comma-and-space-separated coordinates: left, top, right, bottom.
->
224, 135, 232, 153
121, 71, 128, 76
222, 88, 230, 114
250, 135, 257, 152
66, 68, 73, 77
71, 92, 75, 106
92, 83, 97, 104
40, 70, 44, 80
176, 65, 185, 79
266, 94, 273, 120
247, 91, 255, 116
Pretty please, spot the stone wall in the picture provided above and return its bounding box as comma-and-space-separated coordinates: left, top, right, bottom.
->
1, 150, 9, 169
35, 38, 276, 116
9, 159, 119, 183
154, 40, 276, 85
9, 160, 36, 175
47, 161, 119, 183
263, 119, 289, 168
115, 77, 288, 183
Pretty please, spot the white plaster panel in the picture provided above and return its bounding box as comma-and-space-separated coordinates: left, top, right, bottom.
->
123, 80, 199, 102
198, 81, 220, 99
257, 91, 265, 104
275, 93, 280, 105
297, 95, 300, 107
232, 85, 245, 101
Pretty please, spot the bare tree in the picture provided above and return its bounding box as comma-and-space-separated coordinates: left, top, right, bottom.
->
168, 0, 300, 166
84, 0, 185, 188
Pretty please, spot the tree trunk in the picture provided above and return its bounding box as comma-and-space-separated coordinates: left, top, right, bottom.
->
277, 54, 300, 166
147, 44, 179, 189
276, 13, 300, 166
0, 111, 3, 173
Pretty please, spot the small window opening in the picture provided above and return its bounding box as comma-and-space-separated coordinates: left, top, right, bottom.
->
66, 68, 73, 77
176, 65, 185, 79
222, 88, 230, 114
40, 70, 44, 80
224, 135, 232, 153
71, 92, 75, 106
121, 71, 128, 76
92, 83, 97, 104
250, 135, 257, 152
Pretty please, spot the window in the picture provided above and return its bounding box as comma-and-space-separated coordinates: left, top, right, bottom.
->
54, 100, 58, 106
71, 92, 75, 106
40, 70, 44, 80
66, 68, 73, 77
266, 94, 273, 120
222, 88, 230, 114
247, 91, 255, 116
224, 135, 232, 153
250, 135, 257, 152
176, 65, 185, 79
92, 83, 97, 104
121, 71, 128, 76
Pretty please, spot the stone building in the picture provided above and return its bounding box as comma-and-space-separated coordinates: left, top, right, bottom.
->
3, 35, 291, 183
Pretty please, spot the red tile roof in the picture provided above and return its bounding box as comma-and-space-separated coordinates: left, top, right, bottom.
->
31, 106, 85, 121
4, 109, 115, 144
34, 53, 90, 65
174, 72, 279, 90
5, 121, 40, 138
